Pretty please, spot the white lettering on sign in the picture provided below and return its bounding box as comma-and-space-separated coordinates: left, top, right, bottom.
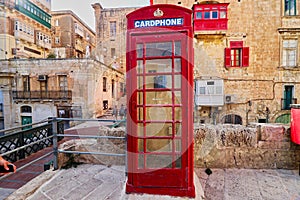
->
134, 18, 184, 28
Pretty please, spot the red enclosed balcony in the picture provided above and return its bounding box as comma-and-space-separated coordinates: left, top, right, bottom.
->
193, 3, 229, 33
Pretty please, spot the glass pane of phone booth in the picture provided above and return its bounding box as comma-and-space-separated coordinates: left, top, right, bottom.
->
136, 40, 183, 171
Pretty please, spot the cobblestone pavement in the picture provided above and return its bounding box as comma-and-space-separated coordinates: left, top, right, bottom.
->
4, 164, 300, 200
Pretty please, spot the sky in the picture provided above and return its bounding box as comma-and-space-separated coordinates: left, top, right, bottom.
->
51, 0, 150, 31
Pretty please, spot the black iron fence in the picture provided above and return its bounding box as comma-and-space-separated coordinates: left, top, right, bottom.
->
0, 120, 64, 162
12, 90, 72, 100
0, 118, 125, 171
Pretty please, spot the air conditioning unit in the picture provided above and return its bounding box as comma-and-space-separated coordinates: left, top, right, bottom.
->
38, 75, 47, 81
225, 95, 235, 104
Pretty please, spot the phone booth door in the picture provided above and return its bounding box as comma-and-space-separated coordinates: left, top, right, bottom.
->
126, 4, 194, 198
135, 33, 187, 185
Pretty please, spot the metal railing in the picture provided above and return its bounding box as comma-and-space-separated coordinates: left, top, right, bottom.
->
51, 117, 126, 170
12, 90, 72, 100
0, 117, 126, 178
0, 119, 64, 162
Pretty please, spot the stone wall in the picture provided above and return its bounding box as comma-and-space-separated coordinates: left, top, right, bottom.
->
58, 124, 300, 169
195, 124, 300, 169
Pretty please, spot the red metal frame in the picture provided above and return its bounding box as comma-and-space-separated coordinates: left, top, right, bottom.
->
126, 4, 195, 198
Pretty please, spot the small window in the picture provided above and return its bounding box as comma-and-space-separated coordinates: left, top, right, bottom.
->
285, 0, 296, 16
55, 19, 59, 26
103, 100, 108, 110
220, 11, 226, 18
199, 87, 205, 94
212, 11, 218, 19
23, 75, 30, 92
15, 21, 19, 31
55, 37, 60, 44
216, 86, 222, 94
59, 75, 68, 91
110, 21, 116, 38
103, 77, 107, 92
111, 48, 116, 58
224, 41, 249, 67
21, 106, 32, 113
207, 86, 214, 94
223, 114, 242, 125
196, 12, 202, 19
282, 39, 297, 67
231, 49, 241, 67
204, 12, 210, 19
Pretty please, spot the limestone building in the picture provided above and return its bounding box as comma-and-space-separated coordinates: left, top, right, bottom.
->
0, 1, 125, 129
0, 59, 124, 129
150, 0, 300, 125
51, 10, 96, 59
92, 3, 138, 70
0, 0, 52, 59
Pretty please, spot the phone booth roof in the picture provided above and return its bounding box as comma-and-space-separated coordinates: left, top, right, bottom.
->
127, 4, 192, 31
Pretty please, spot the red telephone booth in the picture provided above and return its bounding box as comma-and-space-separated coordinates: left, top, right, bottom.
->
126, 4, 195, 198
291, 105, 300, 144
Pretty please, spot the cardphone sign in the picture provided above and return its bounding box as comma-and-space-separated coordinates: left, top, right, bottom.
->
134, 18, 184, 28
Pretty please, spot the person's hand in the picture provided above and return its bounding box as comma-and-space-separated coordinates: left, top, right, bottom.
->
0, 156, 16, 175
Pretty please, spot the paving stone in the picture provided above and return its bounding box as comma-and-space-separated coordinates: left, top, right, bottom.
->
255, 171, 290, 200
225, 169, 246, 199
0, 188, 16, 200
45, 178, 82, 199
82, 181, 120, 200
94, 167, 124, 183
204, 169, 225, 200
27, 191, 51, 200
63, 178, 103, 200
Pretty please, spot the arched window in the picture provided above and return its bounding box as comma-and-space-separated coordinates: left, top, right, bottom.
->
275, 114, 291, 124
222, 114, 242, 125
21, 106, 32, 113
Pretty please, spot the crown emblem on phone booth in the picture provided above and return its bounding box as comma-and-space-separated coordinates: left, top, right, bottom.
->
154, 8, 164, 17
